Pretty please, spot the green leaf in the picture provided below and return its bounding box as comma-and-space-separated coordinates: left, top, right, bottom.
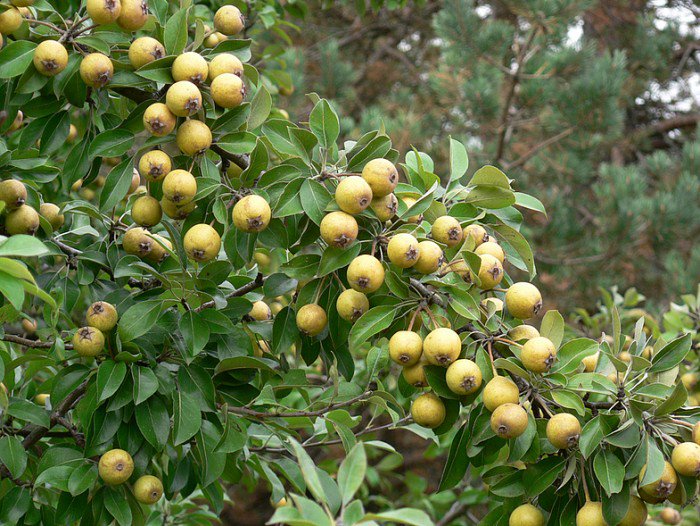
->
468, 165, 511, 188
0, 436, 27, 479
649, 333, 691, 373
132, 367, 159, 405
593, 449, 624, 496
639, 437, 665, 486
172, 389, 201, 445
0, 235, 50, 257
524, 457, 567, 497
448, 138, 469, 182
7, 399, 49, 427
318, 244, 361, 277
653, 381, 687, 416
96, 361, 127, 403
179, 310, 210, 357
362, 509, 435, 526
338, 443, 366, 505
248, 85, 272, 130
164, 8, 190, 55
348, 305, 396, 353
135, 396, 170, 449
492, 223, 536, 277
579, 416, 612, 459
551, 390, 585, 416
309, 99, 340, 149
0, 271, 25, 310
88, 129, 135, 158
118, 299, 169, 341
552, 338, 598, 375
104, 486, 132, 526
0, 41, 37, 79
99, 158, 134, 212
300, 179, 332, 226
438, 417, 475, 491
539, 310, 565, 348
67, 463, 98, 496
514, 192, 547, 215
290, 438, 328, 505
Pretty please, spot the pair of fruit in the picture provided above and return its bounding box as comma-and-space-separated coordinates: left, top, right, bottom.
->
575, 496, 648, 526
98, 449, 163, 504
143, 98, 212, 157
72, 302, 119, 357
391, 327, 462, 368
123, 227, 173, 263
0, 180, 52, 235
87, 0, 149, 31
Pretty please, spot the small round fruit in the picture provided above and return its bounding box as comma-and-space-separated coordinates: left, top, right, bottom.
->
122, 227, 153, 257
490, 403, 528, 439
659, 508, 681, 525
98, 449, 133, 485
86, 301, 118, 332
232, 195, 271, 233
204, 31, 227, 48
521, 337, 557, 373
509, 504, 544, 526
128, 36, 164, 68
619, 495, 647, 526
296, 304, 327, 336
361, 158, 398, 198
346, 254, 385, 293
546, 413, 581, 449
183, 224, 221, 263
336, 289, 369, 322
0, 7, 22, 34
575, 502, 605, 526
0, 179, 27, 209
5, 205, 39, 235
507, 325, 539, 342
431, 216, 463, 247
162, 169, 196, 204
506, 283, 543, 319
335, 176, 373, 215
67, 124, 78, 142
401, 196, 423, 223
402, 360, 428, 387
387, 233, 420, 268
582, 351, 600, 373
34, 393, 49, 405
131, 195, 162, 227
161, 198, 195, 220
143, 103, 177, 137
476, 241, 505, 263
214, 5, 245, 35
671, 442, 700, 477
320, 211, 358, 248
209, 53, 243, 79
411, 392, 445, 429
680, 372, 698, 391
33, 40, 68, 76
166, 81, 202, 117
474, 253, 503, 289
389, 331, 423, 366
414, 241, 444, 274
145, 234, 171, 264
79, 53, 113, 88
22, 318, 37, 334
693, 422, 700, 445
138, 150, 171, 182
127, 169, 141, 195
463, 224, 489, 246
211, 73, 245, 108
176, 119, 212, 156
117, 0, 148, 31
423, 327, 461, 366
446, 359, 482, 395
133, 475, 163, 505
72, 326, 105, 357
249, 301, 271, 321
172, 52, 208, 83
370, 193, 398, 222
483, 376, 520, 411
87, 0, 121, 25
639, 461, 678, 500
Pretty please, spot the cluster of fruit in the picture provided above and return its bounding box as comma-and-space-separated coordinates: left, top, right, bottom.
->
71, 301, 119, 357
0, 179, 63, 236
98, 448, 163, 505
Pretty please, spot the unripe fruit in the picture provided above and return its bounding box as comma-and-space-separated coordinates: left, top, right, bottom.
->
143, 103, 177, 137
446, 359, 482, 395
474, 253, 503, 289
232, 195, 272, 233
72, 326, 104, 357
122, 227, 153, 257
296, 304, 327, 336
131, 195, 162, 227
0, 7, 22, 34
521, 337, 557, 373
117, 0, 148, 31
98, 449, 133, 485
183, 224, 221, 262
5, 205, 39, 235
87, 0, 121, 25
402, 360, 428, 387
162, 169, 197, 204
582, 351, 600, 372
335, 176, 373, 215
387, 233, 420, 268
370, 193, 397, 222
209, 53, 243, 79
476, 241, 505, 263
214, 5, 245, 35
659, 508, 681, 525
138, 150, 171, 182
176, 119, 212, 156
33, 40, 68, 76
86, 301, 118, 332
463, 224, 489, 246
346, 254, 385, 293
161, 198, 195, 220
423, 327, 461, 366
639, 461, 678, 500
172, 52, 208, 84
546, 413, 581, 449
389, 331, 423, 366
34, 393, 49, 405
361, 158, 398, 197
575, 502, 605, 526
411, 392, 445, 429
490, 403, 528, 439
128, 36, 164, 68
133, 475, 163, 505
320, 211, 357, 248
619, 496, 647, 526
431, 216, 463, 247
336, 289, 369, 322
401, 196, 423, 223
166, 81, 202, 117
508, 503, 544, 526
145, 234, 171, 264
0, 179, 27, 209
79, 53, 113, 88
249, 301, 271, 321
483, 376, 519, 411
506, 282, 543, 319
211, 73, 246, 108
414, 241, 444, 274
507, 325, 539, 342
671, 442, 700, 477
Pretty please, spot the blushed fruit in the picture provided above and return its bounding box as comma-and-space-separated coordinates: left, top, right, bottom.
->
143, 103, 177, 137
211, 73, 246, 108
507, 325, 539, 342
414, 240, 444, 274
128, 36, 164, 68
463, 224, 489, 246
5, 205, 39, 235
320, 211, 357, 248
249, 301, 271, 321
401, 196, 423, 223
86, 301, 118, 332
131, 195, 162, 227
361, 158, 398, 197
296, 304, 327, 336
446, 359, 482, 395
473, 253, 503, 289
402, 360, 428, 387
387, 233, 420, 268
0, 7, 22, 33
214, 5, 245, 35
389, 331, 423, 366
138, 150, 171, 182
161, 198, 195, 220
72, 326, 104, 357
33, 40, 68, 76
79, 53, 113, 88
483, 376, 519, 411
659, 508, 681, 525
336, 289, 369, 322
508, 503, 544, 526
183, 224, 221, 262
172, 52, 208, 83
335, 176, 373, 215
575, 502, 605, 526
582, 351, 600, 372
346, 254, 384, 293
209, 53, 243, 79
232, 195, 271, 233
176, 119, 212, 156
370, 193, 398, 222
521, 336, 557, 373
423, 327, 462, 366
162, 169, 196, 204
87, 0, 121, 25
98, 449, 133, 485
639, 461, 678, 500
117, 0, 148, 31
0, 179, 27, 208
671, 442, 700, 477
122, 227, 153, 257
411, 392, 445, 429
506, 282, 543, 319
490, 403, 528, 439
476, 241, 505, 262
619, 495, 647, 526
546, 413, 581, 449
431, 216, 463, 247
146, 234, 171, 264
166, 81, 202, 117
133, 475, 163, 505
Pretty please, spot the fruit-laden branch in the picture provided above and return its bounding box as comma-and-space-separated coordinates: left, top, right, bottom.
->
195, 273, 266, 312
227, 389, 373, 419
408, 278, 447, 309
1, 334, 73, 350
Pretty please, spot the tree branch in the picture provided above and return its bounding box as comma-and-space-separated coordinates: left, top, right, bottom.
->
228, 389, 372, 419
210, 144, 250, 171
195, 273, 266, 312
408, 278, 447, 309
1, 334, 72, 350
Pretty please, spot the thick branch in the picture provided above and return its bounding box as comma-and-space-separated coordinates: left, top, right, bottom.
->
408, 278, 447, 309
195, 273, 266, 312
210, 144, 250, 171
1, 334, 72, 350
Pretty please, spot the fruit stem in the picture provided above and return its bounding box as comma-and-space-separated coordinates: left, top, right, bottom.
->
408, 306, 422, 331
494, 336, 522, 348
579, 457, 591, 502
312, 276, 327, 304
331, 272, 346, 291
424, 307, 439, 330
486, 341, 498, 376
668, 418, 694, 429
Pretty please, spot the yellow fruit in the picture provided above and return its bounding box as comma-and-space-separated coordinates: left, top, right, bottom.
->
214, 5, 245, 35
582, 351, 600, 373
296, 304, 327, 336
463, 224, 489, 246
507, 325, 540, 341
423, 327, 461, 366
431, 216, 463, 247
79, 53, 113, 88
86, 301, 118, 332
335, 175, 373, 215
211, 73, 246, 108
402, 360, 428, 387
133, 475, 163, 505
446, 359, 482, 395
320, 211, 357, 248
145, 234, 171, 264
22, 318, 37, 334
143, 103, 177, 137
204, 31, 227, 48
0, 7, 22, 34
546, 413, 581, 449
172, 52, 208, 84
232, 195, 271, 233
671, 442, 700, 477
618, 351, 632, 363
370, 193, 398, 222
659, 508, 681, 525
618, 496, 646, 526
127, 169, 141, 195
209, 53, 243, 79
162, 169, 197, 204
411, 392, 445, 429
72, 326, 105, 357
336, 289, 369, 322
248, 301, 271, 321
176, 119, 212, 156
117, 0, 148, 31
98, 449, 133, 485
401, 196, 423, 223
138, 150, 171, 182
33, 40, 68, 76
680, 373, 698, 391
0, 179, 27, 209
474, 253, 504, 290
5, 204, 39, 235
506, 282, 543, 319
639, 461, 678, 500
122, 227, 153, 257
521, 337, 557, 373
475, 241, 505, 263
128, 36, 165, 68
481, 297, 503, 316
387, 233, 420, 268
414, 240, 444, 274
361, 158, 398, 197
575, 502, 606, 526
508, 503, 544, 526
7, 110, 23, 132
389, 331, 423, 366
346, 254, 385, 293
693, 422, 700, 445
67, 124, 78, 142
483, 376, 519, 411
161, 198, 195, 220
490, 403, 528, 439
131, 195, 162, 227
86, 0, 121, 25
183, 224, 221, 263
166, 81, 202, 117
34, 393, 49, 405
